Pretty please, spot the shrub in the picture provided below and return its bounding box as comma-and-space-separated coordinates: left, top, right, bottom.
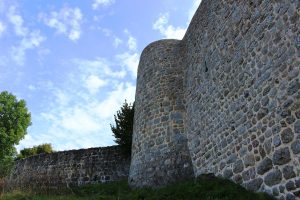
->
111, 100, 134, 157
17, 144, 54, 159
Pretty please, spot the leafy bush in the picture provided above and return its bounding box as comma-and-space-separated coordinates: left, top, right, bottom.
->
17, 144, 54, 159
110, 100, 134, 157
0, 91, 31, 177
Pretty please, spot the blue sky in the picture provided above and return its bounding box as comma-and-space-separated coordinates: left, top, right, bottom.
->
0, 0, 201, 151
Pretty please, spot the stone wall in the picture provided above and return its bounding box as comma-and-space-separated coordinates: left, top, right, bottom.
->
129, 40, 194, 187
6, 146, 130, 194
130, 0, 300, 199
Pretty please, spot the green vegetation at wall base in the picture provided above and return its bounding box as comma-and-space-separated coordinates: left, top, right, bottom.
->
0, 175, 275, 200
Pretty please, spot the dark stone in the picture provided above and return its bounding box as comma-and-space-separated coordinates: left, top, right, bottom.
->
264, 139, 272, 154
283, 99, 293, 108
273, 135, 281, 147
252, 140, 259, 148
272, 187, 279, 196
280, 128, 294, 143
283, 166, 296, 180
233, 160, 244, 174
294, 190, 300, 198
281, 109, 291, 118
287, 79, 300, 95
244, 154, 255, 167
272, 124, 281, 134
264, 169, 282, 186
257, 108, 268, 120
233, 174, 243, 184
294, 120, 300, 133
223, 169, 233, 179
242, 168, 256, 181
219, 162, 226, 170
257, 157, 273, 175
295, 110, 300, 119
291, 140, 300, 154
161, 116, 169, 122
286, 193, 296, 200
259, 146, 266, 158
170, 112, 183, 122
286, 181, 295, 191
286, 116, 296, 124
239, 147, 247, 157
273, 147, 291, 165
295, 179, 300, 187
261, 96, 269, 106
254, 103, 261, 112
226, 154, 238, 164
279, 185, 285, 193
245, 178, 263, 191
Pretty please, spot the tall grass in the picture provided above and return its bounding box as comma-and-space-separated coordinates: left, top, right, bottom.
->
0, 175, 275, 200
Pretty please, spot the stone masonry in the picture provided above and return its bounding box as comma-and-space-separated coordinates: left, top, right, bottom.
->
129, 40, 194, 187
6, 146, 130, 194
130, 0, 300, 199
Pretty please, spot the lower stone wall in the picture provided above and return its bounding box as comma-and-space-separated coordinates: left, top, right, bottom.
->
5, 146, 130, 194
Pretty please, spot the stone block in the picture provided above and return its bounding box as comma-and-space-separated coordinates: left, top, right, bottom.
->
273, 147, 291, 165
264, 169, 282, 186
257, 157, 273, 175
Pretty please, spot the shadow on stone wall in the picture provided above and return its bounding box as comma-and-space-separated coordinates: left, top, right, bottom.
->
5, 145, 130, 194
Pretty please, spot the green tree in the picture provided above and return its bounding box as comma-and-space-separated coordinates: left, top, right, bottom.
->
0, 91, 31, 177
17, 143, 54, 159
111, 100, 134, 157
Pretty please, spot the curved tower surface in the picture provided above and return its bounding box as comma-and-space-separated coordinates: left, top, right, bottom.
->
129, 40, 194, 187
130, 0, 299, 199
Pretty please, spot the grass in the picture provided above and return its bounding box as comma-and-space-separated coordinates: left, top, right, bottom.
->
0, 175, 275, 200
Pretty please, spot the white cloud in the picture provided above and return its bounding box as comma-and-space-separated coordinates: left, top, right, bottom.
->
41, 7, 83, 41
127, 36, 137, 51
11, 30, 45, 65
93, 82, 136, 119
116, 52, 139, 79
60, 106, 101, 133
7, 6, 28, 36
100, 27, 112, 36
0, 21, 5, 37
85, 75, 107, 94
124, 29, 137, 51
113, 37, 123, 48
18, 79, 135, 151
153, 13, 186, 40
6, 6, 46, 65
92, 0, 115, 10
73, 58, 126, 79
28, 85, 36, 91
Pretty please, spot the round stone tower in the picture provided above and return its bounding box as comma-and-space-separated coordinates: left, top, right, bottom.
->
129, 39, 194, 187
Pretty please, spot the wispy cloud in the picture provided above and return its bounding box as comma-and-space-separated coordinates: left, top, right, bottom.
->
92, 0, 115, 10
0, 21, 5, 37
17, 59, 135, 151
113, 37, 123, 48
116, 52, 139, 79
73, 58, 126, 79
11, 30, 45, 65
40, 7, 83, 41
7, 6, 45, 65
7, 6, 28, 36
85, 75, 107, 94
124, 29, 137, 51
153, 1, 202, 40
153, 13, 186, 40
